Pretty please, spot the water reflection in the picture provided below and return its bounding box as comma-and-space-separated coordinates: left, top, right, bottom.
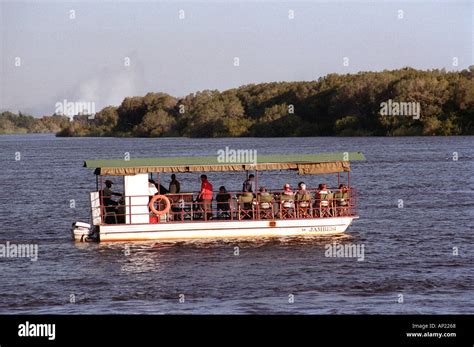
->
96, 243, 164, 273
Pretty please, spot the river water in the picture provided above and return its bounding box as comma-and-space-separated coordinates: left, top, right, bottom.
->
0, 134, 472, 314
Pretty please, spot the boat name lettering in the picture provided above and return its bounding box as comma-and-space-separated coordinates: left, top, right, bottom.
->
309, 226, 337, 232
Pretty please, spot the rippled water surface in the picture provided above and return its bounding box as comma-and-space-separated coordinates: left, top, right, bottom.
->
0, 135, 473, 314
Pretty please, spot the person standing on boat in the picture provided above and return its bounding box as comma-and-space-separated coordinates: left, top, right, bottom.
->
198, 174, 213, 220
168, 174, 181, 220
169, 174, 181, 194
242, 174, 256, 193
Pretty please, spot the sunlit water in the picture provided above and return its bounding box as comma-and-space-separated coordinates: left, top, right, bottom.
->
0, 134, 473, 314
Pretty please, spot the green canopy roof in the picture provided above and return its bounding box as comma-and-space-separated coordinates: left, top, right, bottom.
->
84, 152, 365, 176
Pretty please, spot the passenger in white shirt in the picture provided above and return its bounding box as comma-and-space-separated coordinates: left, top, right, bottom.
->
148, 179, 158, 196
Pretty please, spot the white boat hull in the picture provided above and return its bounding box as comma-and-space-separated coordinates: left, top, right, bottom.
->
97, 216, 357, 242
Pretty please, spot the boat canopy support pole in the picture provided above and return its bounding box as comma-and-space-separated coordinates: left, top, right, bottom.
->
99, 175, 104, 223
255, 169, 259, 193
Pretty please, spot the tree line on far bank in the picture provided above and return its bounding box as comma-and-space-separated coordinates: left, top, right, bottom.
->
2, 67, 473, 137
0, 112, 70, 134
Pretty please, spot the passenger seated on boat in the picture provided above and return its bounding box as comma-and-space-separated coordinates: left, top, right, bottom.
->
315, 183, 332, 217
102, 180, 122, 206
216, 186, 231, 219
295, 182, 312, 218
257, 187, 274, 219
257, 187, 273, 208
238, 192, 254, 220
280, 184, 295, 218
101, 180, 122, 224
295, 182, 311, 207
334, 184, 349, 216
169, 196, 185, 221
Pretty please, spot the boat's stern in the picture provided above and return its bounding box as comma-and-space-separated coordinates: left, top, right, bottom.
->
71, 221, 99, 242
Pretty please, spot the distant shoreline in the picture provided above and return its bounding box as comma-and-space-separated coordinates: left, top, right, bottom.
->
1, 132, 472, 138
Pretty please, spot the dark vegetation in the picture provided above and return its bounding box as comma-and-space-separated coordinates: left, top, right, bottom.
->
2, 67, 473, 137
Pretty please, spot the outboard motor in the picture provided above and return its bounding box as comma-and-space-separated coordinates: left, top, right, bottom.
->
71, 222, 98, 242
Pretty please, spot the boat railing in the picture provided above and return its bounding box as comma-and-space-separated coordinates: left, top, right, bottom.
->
97, 188, 357, 225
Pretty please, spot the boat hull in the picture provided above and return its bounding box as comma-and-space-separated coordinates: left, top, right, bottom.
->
97, 216, 357, 242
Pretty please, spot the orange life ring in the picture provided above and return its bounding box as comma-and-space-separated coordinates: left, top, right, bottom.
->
149, 195, 171, 216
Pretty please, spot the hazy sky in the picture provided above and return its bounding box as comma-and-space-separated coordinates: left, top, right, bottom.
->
0, 0, 472, 116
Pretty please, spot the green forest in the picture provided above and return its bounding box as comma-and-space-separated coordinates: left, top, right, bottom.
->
2, 67, 474, 137
0, 112, 70, 135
